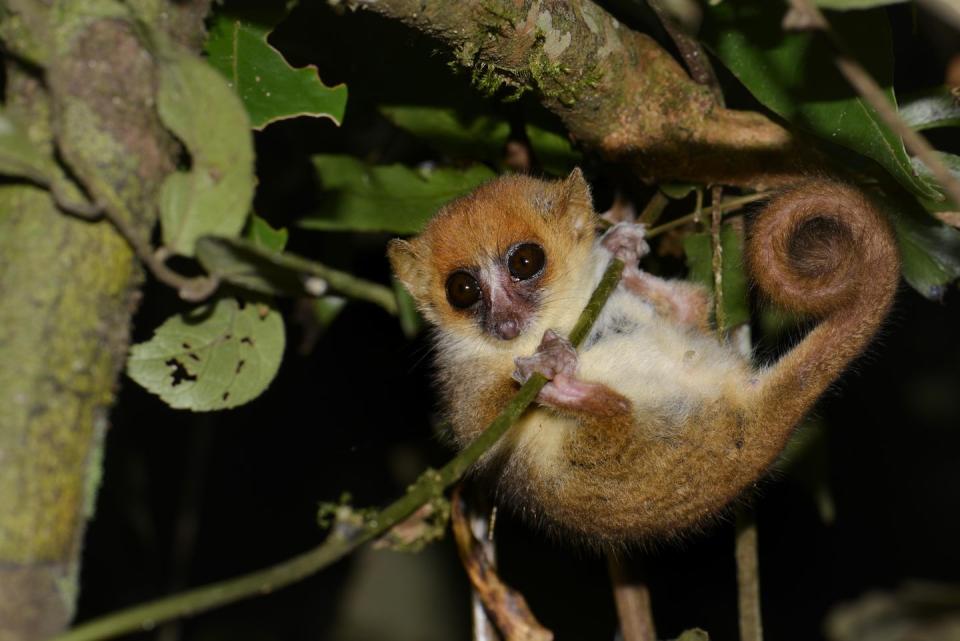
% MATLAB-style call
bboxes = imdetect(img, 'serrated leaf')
[157,48,255,257]
[300,155,496,234]
[891,206,960,300]
[700,4,941,200]
[0,108,57,182]
[684,224,750,329]
[195,235,399,312]
[246,214,288,252]
[206,4,346,129]
[900,87,960,131]
[127,297,284,411]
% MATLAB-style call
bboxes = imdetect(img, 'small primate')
[388,169,899,547]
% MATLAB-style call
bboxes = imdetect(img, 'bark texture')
[0,2,210,639]
[349,0,821,189]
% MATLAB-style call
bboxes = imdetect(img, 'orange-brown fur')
[389,171,899,548]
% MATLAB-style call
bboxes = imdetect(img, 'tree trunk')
[0,2,209,639]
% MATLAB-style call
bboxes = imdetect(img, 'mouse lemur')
[389,169,899,547]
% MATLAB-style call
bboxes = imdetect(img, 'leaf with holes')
[127,297,285,411]
[157,48,255,257]
[699,3,940,200]
[301,155,495,233]
[206,4,346,129]
[0,108,57,183]
[684,224,750,329]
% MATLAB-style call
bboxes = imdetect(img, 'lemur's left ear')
[559,167,596,238]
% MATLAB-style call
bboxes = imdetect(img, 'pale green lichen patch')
[535,10,571,60]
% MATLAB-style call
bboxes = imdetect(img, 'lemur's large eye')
[507,243,546,281]
[445,271,481,309]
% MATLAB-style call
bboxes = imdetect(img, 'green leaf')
[526,122,580,175]
[380,105,510,164]
[195,235,399,313]
[673,630,710,641]
[660,182,697,200]
[157,48,256,257]
[814,0,908,8]
[700,3,941,200]
[380,105,580,174]
[393,279,423,339]
[0,108,57,183]
[311,296,348,333]
[891,205,960,300]
[912,152,960,213]
[206,4,347,130]
[684,224,750,329]
[301,155,496,234]
[246,214,288,252]
[900,87,960,131]
[127,297,285,411]
[779,419,835,524]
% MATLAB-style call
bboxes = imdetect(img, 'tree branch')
[343,0,819,189]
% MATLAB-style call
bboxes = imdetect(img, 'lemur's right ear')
[387,238,430,302]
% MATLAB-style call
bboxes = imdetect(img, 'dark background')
[75,3,960,640]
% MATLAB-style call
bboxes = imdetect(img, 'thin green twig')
[646,192,769,239]
[52,258,626,641]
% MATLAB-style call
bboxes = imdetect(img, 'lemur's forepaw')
[512,329,577,384]
[602,222,650,265]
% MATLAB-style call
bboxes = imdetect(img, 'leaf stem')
[735,507,763,641]
[52,258,626,641]
[646,192,769,239]
[266,250,400,315]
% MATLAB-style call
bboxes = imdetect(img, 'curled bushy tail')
[746,181,900,456]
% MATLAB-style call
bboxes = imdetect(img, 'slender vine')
[52,258,626,641]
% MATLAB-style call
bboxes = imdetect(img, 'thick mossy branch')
[52,258,626,641]
[344,0,818,189]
